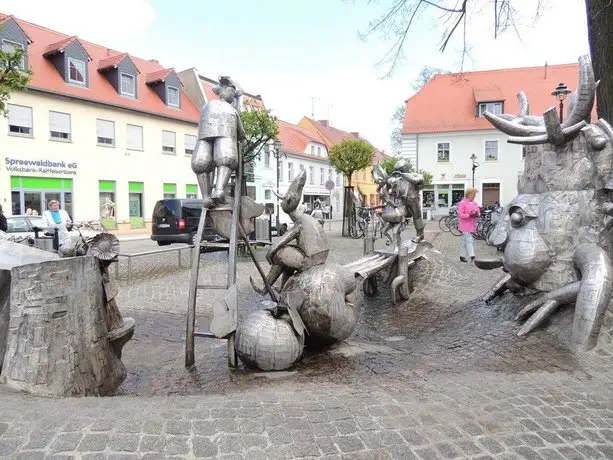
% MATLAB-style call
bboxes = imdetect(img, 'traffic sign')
[325,180,335,191]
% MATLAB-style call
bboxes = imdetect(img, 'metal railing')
[113,245,192,283]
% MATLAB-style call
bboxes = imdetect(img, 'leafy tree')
[329,138,375,187]
[356,1,613,123]
[0,44,31,116]
[240,109,279,165]
[419,168,433,186]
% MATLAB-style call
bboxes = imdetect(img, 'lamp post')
[469,153,479,188]
[271,139,285,234]
[551,82,572,123]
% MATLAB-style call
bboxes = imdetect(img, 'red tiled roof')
[299,118,360,148]
[0,13,200,123]
[146,68,176,84]
[373,151,391,163]
[0,14,33,43]
[43,36,92,60]
[277,120,328,160]
[402,63,597,134]
[97,52,139,73]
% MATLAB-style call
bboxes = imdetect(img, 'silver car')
[6,215,45,238]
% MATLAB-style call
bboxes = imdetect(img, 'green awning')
[99,180,116,191]
[186,184,197,194]
[129,182,144,193]
[11,176,72,190]
[163,183,177,194]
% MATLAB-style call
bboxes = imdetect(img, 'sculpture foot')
[249,276,268,296]
[517,299,560,336]
[202,196,214,208]
[482,273,511,303]
[391,275,408,304]
[515,281,580,320]
[108,317,135,359]
[412,234,425,243]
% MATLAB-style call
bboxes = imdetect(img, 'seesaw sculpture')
[237,163,436,371]
[476,55,613,351]
[0,230,134,396]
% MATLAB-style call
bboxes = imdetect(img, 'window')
[1,40,25,70]
[264,149,270,167]
[437,142,450,162]
[167,86,180,107]
[184,134,197,155]
[522,146,527,160]
[299,164,305,172]
[96,119,115,146]
[128,182,144,228]
[49,111,71,140]
[99,181,116,225]
[317,147,322,156]
[163,183,176,199]
[162,130,176,154]
[309,166,314,184]
[68,58,86,85]
[186,184,198,199]
[278,160,283,181]
[320,168,325,185]
[336,173,340,187]
[127,124,143,150]
[264,190,272,200]
[7,104,33,136]
[310,145,315,155]
[288,162,294,181]
[484,140,498,161]
[478,102,503,117]
[328,168,332,181]
[120,73,136,97]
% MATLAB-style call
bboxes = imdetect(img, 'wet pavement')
[2,223,613,459]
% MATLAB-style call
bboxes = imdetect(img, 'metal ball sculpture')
[235,309,304,371]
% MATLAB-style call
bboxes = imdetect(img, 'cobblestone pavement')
[2,222,613,459]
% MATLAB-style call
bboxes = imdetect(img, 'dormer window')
[68,57,86,85]
[478,101,503,117]
[121,73,135,97]
[1,40,25,70]
[167,86,179,107]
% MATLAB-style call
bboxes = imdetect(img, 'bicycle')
[348,206,384,239]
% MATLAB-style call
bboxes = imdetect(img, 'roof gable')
[0,15,32,43]
[277,120,328,158]
[98,52,140,74]
[43,36,92,61]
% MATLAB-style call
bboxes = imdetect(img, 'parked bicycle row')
[438,203,504,246]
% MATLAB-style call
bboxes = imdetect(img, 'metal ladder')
[185,159,243,369]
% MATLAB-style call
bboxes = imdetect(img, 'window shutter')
[162,130,176,147]
[127,124,143,150]
[97,119,114,139]
[8,105,32,128]
[49,112,70,133]
[184,134,196,150]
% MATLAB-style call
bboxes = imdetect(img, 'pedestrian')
[0,204,7,232]
[42,200,72,231]
[458,188,480,263]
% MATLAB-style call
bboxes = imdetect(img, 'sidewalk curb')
[116,235,151,242]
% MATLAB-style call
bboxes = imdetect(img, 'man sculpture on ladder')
[191,76,246,207]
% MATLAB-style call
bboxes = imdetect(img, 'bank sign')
[5,157,78,176]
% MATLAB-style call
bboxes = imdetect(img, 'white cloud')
[0,0,156,51]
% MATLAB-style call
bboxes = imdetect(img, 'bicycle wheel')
[439,216,450,232]
[473,220,484,240]
[449,218,462,236]
[348,224,360,239]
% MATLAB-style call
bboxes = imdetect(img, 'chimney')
[318,119,329,127]
[544,61,548,79]
[351,132,359,138]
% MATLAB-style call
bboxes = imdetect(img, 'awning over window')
[473,87,504,103]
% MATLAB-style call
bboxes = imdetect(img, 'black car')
[151,199,216,246]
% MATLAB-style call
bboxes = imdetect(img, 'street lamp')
[551,82,572,123]
[469,153,479,188]
[271,139,285,234]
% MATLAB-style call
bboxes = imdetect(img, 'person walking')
[0,204,7,232]
[458,188,480,263]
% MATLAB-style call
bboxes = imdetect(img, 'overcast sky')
[0,0,590,153]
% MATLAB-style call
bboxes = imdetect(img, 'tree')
[586,0,613,123]
[0,44,31,116]
[390,104,405,156]
[329,138,375,187]
[329,138,375,236]
[411,66,448,92]
[240,109,279,165]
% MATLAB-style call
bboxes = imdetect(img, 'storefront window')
[186,184,198,199]
[423,189,435,208]
[163,183,176,199]
[451,184,465,207]
[437,185,449,208]
[128,182,144,228]
[99,180,116,229]
[11,176,73,218]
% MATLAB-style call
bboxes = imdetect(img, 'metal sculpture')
[373,159,425,248]
[192,76,246,208]
[476,55,613,351]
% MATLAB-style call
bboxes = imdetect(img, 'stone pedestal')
[1,256,130,396]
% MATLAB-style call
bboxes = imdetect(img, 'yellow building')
[297,118,388,206]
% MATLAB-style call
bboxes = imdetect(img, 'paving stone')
[14,450,45,460]
[107,434,139,452]
[290,441,321,457]
[23,431,55,449]
[49,432,82,453]
[77,434,108,452]
[192,436,218,458]
[334,435,365,453]
[139,435,165,452]
[477,437,506,454]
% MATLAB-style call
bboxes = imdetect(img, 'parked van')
[151,199,216,246]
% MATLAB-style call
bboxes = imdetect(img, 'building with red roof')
[0,13,202,234]
[401,61,587,212]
